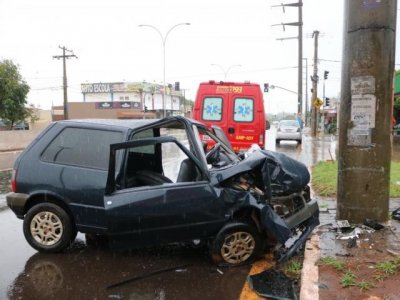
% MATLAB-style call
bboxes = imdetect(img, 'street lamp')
[211,64,242,80]
[269,84,298,94]
[139,22,190,117]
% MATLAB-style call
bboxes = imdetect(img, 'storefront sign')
[82,83,112,93]
[95,102,142,109]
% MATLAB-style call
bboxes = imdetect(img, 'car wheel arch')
[232,207,263,233]
[24,193,76,231]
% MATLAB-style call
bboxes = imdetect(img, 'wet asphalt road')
[0,128,338,300]
[1,207,251,300]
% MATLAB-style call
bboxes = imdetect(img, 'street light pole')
[139,23,190,117]
[211,64,241,80]
[269,84,297,94]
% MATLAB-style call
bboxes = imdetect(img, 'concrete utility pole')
[303,58,309,126]
[272,0,303,115]
[297,0,303,116]
[53,46,77,120]
[310,31,319,137]
[337,0,397,223]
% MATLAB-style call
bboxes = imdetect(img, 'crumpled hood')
[209,149,310,196]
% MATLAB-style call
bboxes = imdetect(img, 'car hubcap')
[221,231,255,264]
[30,211,63,246]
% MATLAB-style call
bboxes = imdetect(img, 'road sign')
[313,98,323,108]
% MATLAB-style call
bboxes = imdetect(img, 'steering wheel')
[206,143,221,164]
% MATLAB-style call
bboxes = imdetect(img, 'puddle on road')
[6,235,250,300]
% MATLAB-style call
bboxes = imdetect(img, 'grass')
[318,256,345,271]
[357,280,374,292]
[376,260,397,275]
[311,161,400,197]
[320,255,400,291]
[340,271,357,288]
[0,170,12,194]
[284,260,302,275]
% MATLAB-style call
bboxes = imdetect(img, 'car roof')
[54,116,209,131]
[56,118,158,129]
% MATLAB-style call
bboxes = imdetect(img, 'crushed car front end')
[209,148,319,263]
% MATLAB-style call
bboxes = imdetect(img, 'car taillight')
[259,134,264,146]
[11,169,17,192]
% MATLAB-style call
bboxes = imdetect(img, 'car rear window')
[280,120,299,127]
[233,98,254,122]
[202,97,222,121]
[41,127,123,170]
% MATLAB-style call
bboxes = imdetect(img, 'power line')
[30,86,63,91]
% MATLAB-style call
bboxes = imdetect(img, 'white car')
[276,120,302,144]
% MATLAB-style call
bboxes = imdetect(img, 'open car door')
[104,136,226,248]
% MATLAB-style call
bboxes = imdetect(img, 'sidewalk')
[301,197,400,300]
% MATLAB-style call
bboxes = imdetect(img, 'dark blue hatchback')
[7,116,318,266]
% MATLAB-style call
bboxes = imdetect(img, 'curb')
[300,233,320,300]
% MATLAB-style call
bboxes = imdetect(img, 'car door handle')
[228,127,235,134]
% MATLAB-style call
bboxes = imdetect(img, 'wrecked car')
[7,116,319,265]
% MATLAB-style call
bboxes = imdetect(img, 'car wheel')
[23,203,76,253]
[210,221,262,266]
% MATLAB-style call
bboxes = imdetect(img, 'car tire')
[210,221,262,266]
[23,203,76,253]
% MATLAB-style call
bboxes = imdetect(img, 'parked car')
[13,121,29,130]
[7,116,318,265]
[276,119,302,144]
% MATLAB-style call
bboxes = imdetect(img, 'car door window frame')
[106,136,205,195]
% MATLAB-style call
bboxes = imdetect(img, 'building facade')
[53,81,184,121]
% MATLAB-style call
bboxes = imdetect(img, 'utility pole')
[272,0,303,115]
[337,0,397,223]
[297,0,303,116]
[303,57,308,126]
[310,31,319,137]
[53,46,77,120]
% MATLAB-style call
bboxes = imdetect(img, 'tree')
[0,59,30,128]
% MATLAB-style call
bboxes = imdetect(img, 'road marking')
[239,254,274,300]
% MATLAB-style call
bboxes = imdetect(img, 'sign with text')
[348,76,376,146]
[95,102,142,109]
[82,83,111,93]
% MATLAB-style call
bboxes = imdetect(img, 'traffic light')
[175,81,180,91]
[324,71,329,80]
[264,83,269,92]
[325,97,330,107]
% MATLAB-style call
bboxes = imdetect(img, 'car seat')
[177,159,201,182]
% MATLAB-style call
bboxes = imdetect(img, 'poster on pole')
[348,76,376,146]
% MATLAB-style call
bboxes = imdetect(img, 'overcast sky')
[0,0,399,114]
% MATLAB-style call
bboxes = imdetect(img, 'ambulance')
[192,81,268,152]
